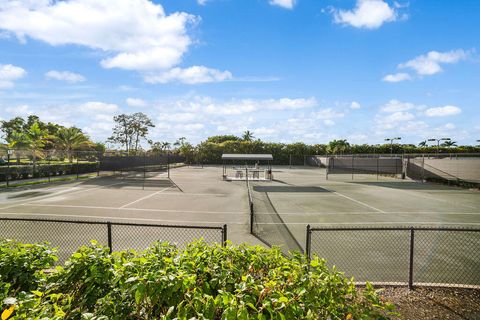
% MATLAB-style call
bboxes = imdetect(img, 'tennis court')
[250,167,480,286]
[1,165,479,285]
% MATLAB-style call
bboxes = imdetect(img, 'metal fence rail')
[306,226,480,289]
[0,217,226,262]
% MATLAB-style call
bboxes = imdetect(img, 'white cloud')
[78,101,118,113]
[157,112,198,123]
[126,98,147,107]
[4,104,32,117]
[333,0,398,29]
[444,123,456,130]
[197,0,208,5]
[45,70,85,83]
[399,49,468,76]
[313,108,344,119]
[0,64,26,88]
[375,111,415,131]
[144,66,232,84]
[381,99,415,113]
[168,96,317,115]
[382,72,411,82]
[350,101,361,109]
[424,105,461,117]
[269,0,295,9]
[0,0,196,71]
[323,119,335,126]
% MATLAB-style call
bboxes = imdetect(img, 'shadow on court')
[253,185,330,193]
[348,181,460,191]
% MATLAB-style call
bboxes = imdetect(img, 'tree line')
[1,114,479,165]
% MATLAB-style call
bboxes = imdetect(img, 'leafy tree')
[108,113,154,153]
[131,112,155,152]
[242,130,254,141]
[326,139,350,155]
[0,117,25,142]
[205,135,240,143]
[54,127,93,162]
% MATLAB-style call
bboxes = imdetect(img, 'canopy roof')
[221,154,273,161]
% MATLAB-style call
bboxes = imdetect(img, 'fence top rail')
[0,217,224,230]
[309,226,480,232]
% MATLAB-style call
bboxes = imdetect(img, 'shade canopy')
[221,154,273,161]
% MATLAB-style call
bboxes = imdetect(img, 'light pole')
[427,138,450,156]
[385,137,401,157]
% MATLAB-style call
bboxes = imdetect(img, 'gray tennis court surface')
[251,167,480,250]
[0,167,261,246]
[2,166,479,247]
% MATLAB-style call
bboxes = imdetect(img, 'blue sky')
[0,0,479,146]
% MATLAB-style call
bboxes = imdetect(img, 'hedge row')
[0,240,396,319]
[0,162,98,181]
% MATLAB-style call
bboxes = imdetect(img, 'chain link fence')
[306,226,480,288]
[0,217,226,262]
[0,149,186,189]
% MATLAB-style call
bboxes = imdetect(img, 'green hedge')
[0,162,98,181]
[0,240,396,319]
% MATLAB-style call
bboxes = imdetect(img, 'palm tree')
[7,131,29,164]
[242,130,254,141]
[326,139,350,155]
[162,142,171,151]
[174,137,186,148]
[441,140,457,148]
[54,127,92,162]
[8,122,48,168]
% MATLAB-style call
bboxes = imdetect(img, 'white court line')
[119,187,172,208]
[254,221,480,226]
[0,212,241,225]
[322,188,386,213]
[255,211,480,215]
[14,203,247,215]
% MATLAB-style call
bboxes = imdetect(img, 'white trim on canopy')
[221,154,273,161]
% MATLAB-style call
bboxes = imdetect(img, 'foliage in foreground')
[0,239,395,319]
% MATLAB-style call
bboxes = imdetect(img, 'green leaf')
[278,296,289,303]
[31,290,43,297]
[135,283,146,304]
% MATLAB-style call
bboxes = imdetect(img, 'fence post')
[76,156,79,180]
[97,151,101,177]
[351,155,354,180]
[222,224,228,246]
[250,203,254,234]
[304,155,306,167]
[107,222,113,254]
[48,152,51,183]
[143,152,146,190]
[6,152,10,188]
[421,154,425,183]
[306,224,311,259]
[408,227,415,290]
[289,154,292,169]
[376,156,379,180]
[167,152,170,179]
